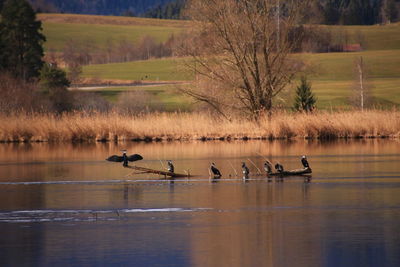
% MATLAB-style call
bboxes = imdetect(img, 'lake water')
[0,140,400,267]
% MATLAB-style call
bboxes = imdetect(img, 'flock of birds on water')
[107,150,311,180]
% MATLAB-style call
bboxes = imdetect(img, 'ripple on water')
[0,207,212,223]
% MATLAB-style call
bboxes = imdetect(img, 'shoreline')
[1,110,399,143]
[0,135,397,143]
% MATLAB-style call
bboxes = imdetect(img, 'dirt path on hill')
[70,81,188,90]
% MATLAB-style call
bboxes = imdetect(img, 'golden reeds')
[0,110,399,142]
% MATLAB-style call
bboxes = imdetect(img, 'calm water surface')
[0,140,400,267]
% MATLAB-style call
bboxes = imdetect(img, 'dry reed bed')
[0,111,399,142]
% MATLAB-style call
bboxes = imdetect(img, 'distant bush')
[72,92,112,113]
[39,63,73,113]
[116,90,166,114]
[59,33,180,66]
[0,73,43,113]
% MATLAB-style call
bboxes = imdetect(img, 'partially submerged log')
[125,165,191,178]
[268,168,312,177]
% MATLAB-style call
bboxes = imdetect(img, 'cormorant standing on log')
[264,161,273,174]
[106,150,143,167]
[210,163,222,177]
[275,162,284,173]
[167,160,175,173]
[301,155,310,168]
[242,162,250,177]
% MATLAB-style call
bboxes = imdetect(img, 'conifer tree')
[39,63,72,112]
[0,0,46,80]
[294,76,316,112]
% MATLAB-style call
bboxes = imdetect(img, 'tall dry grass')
[0,110,399,142]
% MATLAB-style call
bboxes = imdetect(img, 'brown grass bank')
[0,111,399,142]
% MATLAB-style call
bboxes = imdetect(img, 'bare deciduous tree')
[179,0,310,119]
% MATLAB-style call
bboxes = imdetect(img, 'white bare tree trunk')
[357,56,364,111]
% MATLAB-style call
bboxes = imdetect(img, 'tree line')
[3,0,397,24]
[45,25,358,71]
[142,0,185,19]
[314,0,400,25]
[27,0,171,16]
[47,34,180,68]
[137,0,400,24]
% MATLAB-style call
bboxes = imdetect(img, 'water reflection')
[0,139,400,266]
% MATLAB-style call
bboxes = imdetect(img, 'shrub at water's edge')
[0,110,399,142]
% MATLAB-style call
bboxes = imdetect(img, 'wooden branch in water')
[125,165,191,178]
[228,161,238,176]
[267,168,312,177]
[247,158,262,174]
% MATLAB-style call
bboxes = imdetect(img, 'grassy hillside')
[310,78,400,109]
[82,50,400,82]
[300,49,400,108]
[82,49,400,109]
[326,22,400,51]
[82,58,192,81]
[301,50,400,81]
[43,22,183,51]
[88,84,193,111]
[40,14,400,52]
[39,14,399,110]
[39,14,187,51]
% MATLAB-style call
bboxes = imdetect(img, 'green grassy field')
[40,14,400,52]
[40,14,399,110]
[82,50,400,82]
[326,22,400,51]
[40,14,187,51]
[300,50,400,80]
[299,49,400,108]
[86,84,193,111]
[303,78,400,109]
[82,49,400,109]
[43,23,183,51]
[82,58,192,81]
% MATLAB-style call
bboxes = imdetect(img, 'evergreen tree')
[0,0,46,80]
[381,0,399,23]
[39,63,72,112]
[40,63,70,92]
[342,0,374,25]
[294,76,316,112]
[143,0,185,19]
[324,0,341,24]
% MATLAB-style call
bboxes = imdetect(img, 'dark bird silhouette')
[275,162,284,173]
[301,155,310,168]
[167,160,175,173]
[106,150,143,167]
[264,161,273,174]
[210,163,221,177]
[242,162,250,176]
